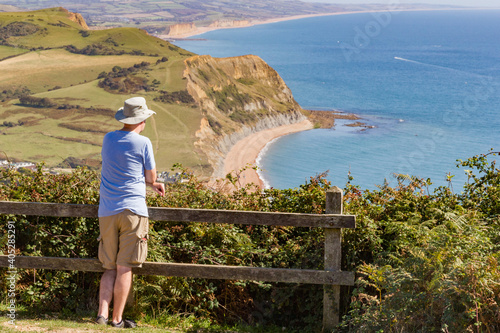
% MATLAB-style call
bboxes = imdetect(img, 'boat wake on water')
[394,56,489,79]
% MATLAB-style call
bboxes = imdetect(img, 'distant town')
[0,160,37,171]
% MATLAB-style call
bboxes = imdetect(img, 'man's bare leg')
[111,265,132,324]
[98,269,117,320]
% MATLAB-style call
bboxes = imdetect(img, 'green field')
[0,8,205,174]
[0,45,28,60]
[0,49,156,93]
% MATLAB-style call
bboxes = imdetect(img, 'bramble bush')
[339,151,500,332]
[0,152,499,332]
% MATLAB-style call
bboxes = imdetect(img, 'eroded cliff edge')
[60,7,89,30]
[184,54,307,179]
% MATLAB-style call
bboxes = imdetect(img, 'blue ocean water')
[175,10,500,190]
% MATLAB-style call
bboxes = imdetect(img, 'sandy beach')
[223,120,313,188]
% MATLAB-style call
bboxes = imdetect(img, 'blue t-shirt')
[98,130,156,217]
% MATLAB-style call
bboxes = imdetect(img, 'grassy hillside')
[0,7,208,173]
[0,49,154,92]
[0,44,28,60]
[0,7,306,178]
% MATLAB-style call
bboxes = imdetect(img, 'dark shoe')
[111,319,137,328]
[111,320,123,328]
[95,315,108,325]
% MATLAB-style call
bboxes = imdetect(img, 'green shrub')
[339,151,500,332]
[154,90,195,104]
[0,152,499,332]
[18,95,56,108]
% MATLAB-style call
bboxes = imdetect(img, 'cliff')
[166,23,196,36]
[60,7,89,30]
[184,54,306,178]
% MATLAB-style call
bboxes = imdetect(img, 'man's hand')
[148,181,165,197]
[145,168,165,196]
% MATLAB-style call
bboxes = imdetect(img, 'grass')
[0,7,205,173]
[150,56,190,92]
[40,81,127,108]
[0,129,102,166]
[0,304,181,332]
[1,81,116,165]
[0,45,29,60]
[0,49,157,93]
[0,53,206,173]
[0,306,289,333]
[0,304,251,333]
[0,315,183,332]
[1,8,85,49]
[86,27,190,56]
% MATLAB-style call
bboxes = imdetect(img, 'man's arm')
[145,168,165,196]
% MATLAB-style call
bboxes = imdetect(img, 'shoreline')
[222,110,366,189]
[159,7,494,40]
[223,119,313,188]
[170,6,496,189]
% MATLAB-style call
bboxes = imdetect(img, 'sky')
[303,0,499,7]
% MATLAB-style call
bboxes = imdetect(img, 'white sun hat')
[115,97,156,124]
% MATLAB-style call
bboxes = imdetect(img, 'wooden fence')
[0,187,355,332]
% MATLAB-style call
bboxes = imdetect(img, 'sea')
[174,9,500,191]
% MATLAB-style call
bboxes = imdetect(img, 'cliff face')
[60,7,89,29]
[166,23,196,36]
[68,12,88,30]
[184,54,306,178]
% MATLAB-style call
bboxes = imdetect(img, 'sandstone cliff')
[60,7,89,30]
[166,23,196,36]
[184,54,306,178]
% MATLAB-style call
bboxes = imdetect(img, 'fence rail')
[0,201,354,229]
[0,187,355,331]
[0,256,354,285]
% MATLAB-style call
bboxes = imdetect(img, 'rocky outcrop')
[60,7,89,29]
[184,54,306,179]
[184,54,300,116]
[166,23,196,36]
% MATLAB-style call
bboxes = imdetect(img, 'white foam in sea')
[256,137,279,189]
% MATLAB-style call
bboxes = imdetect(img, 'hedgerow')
[0,152,498,332]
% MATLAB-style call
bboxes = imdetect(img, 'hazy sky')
[303,0,500,7]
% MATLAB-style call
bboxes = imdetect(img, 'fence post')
[126,273,135,307]
[323,187,343,332]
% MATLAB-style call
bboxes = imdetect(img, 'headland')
[170,6,491,188]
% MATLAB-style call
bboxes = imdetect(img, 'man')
[95,97,165,328]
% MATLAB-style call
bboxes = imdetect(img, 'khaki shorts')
[98,210,149,270]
